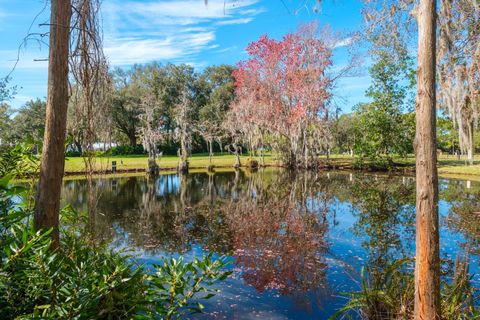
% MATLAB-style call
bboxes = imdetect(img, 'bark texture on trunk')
[414,0,441,318]
[178,136,189,174]
[129,132,137,147]
[34,0,72,248]
[467,123,474,165]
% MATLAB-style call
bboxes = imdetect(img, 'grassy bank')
[62,153,480,178]
[64,153,277,173]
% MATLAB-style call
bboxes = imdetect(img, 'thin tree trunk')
[181,136,188,162]
[233,143,241,168]
[414,0,441,318]
[178,134,189,174]
[208,140,213,164]
[467,123,474,165]
[34,0,72,248]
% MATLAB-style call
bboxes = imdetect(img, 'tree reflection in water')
[442,179,480,256]
[349,175,416,270]
[61,170,480,316]
[230,200,328,293]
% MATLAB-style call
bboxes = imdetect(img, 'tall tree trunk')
[414,0,441,318]
[178,133,189,174]
[467,123,474,165]
[129,131,137,147]
[34,0,72,248]
[180,135,188,162]
[208,139,213,164]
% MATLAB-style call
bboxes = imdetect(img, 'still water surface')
[62,169,480,319]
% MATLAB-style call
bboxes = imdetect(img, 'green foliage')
[0,77,16,103]
[0,99,46,151]
[65,149,82,157]
[198,64,235,124]
[0,103,12,146]
[441,254,477,319]
[0,144,231,319]
[108,144,146,156]
[8,99,46,145]
[332,257,479,320]
[0,146,147,319]
[353,49,415,167]
[332,113,357,155]
[331,259,415,320]
[0,143,39,177]
[143,254,232,319]
[437,116,460,154]
[107,63,235,154]
[0,211,147,319]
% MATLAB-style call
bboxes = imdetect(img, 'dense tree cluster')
[105,63,235,163]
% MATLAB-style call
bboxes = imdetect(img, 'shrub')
[0,145,231,319]
[0,173,147,319]
[65,149,82,157]
[109,145,146,156]
[331,258,479,320]
[142,255,231,319]
[0,143,38,177]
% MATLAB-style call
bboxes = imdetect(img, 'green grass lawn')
[64,153,277,173]
[63,152,480,178]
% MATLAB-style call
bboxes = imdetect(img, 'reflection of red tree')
[226,198,328,295]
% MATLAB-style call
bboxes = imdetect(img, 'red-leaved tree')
[229,24,334,167]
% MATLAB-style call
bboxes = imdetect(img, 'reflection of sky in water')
[155,174,180,196]
[62,171,480,319]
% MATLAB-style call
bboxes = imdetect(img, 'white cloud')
[215,17,253,26]
[1,1,263,75]
[105,31,216,65]
[12,94,35,106]
[102,0,261,66]
[104,0,258,26]
[214,45,238,53]
[332,37,354,49]
[0,49,48,70]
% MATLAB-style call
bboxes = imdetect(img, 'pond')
[62,169,480,319]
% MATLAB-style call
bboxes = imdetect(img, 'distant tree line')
[1,55,478,167]
[0,64,235,156]
[0,11,477,170]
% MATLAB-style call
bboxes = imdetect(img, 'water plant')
[331,258,478,320]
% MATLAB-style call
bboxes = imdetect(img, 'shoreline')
[60,163,480,183]
[62,161,415,176]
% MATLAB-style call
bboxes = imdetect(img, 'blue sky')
[0,0,370,112]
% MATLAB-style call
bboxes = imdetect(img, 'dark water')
[62,170,480,319]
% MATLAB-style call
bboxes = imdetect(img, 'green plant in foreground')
[331,258,479,320]
[0,145,231,319]
[331,259,415,320]
[142,254,232,320]
[0,173,146,319]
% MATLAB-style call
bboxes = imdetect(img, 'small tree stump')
[147,159,159,176]
[178,160,189,174]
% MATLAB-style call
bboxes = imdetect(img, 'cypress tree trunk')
[414,0,441,318]
[178,135,189,174]
[129,132,137,147]
[208,140,213,164]
[467,123,474,165]
[34,0,72,248]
